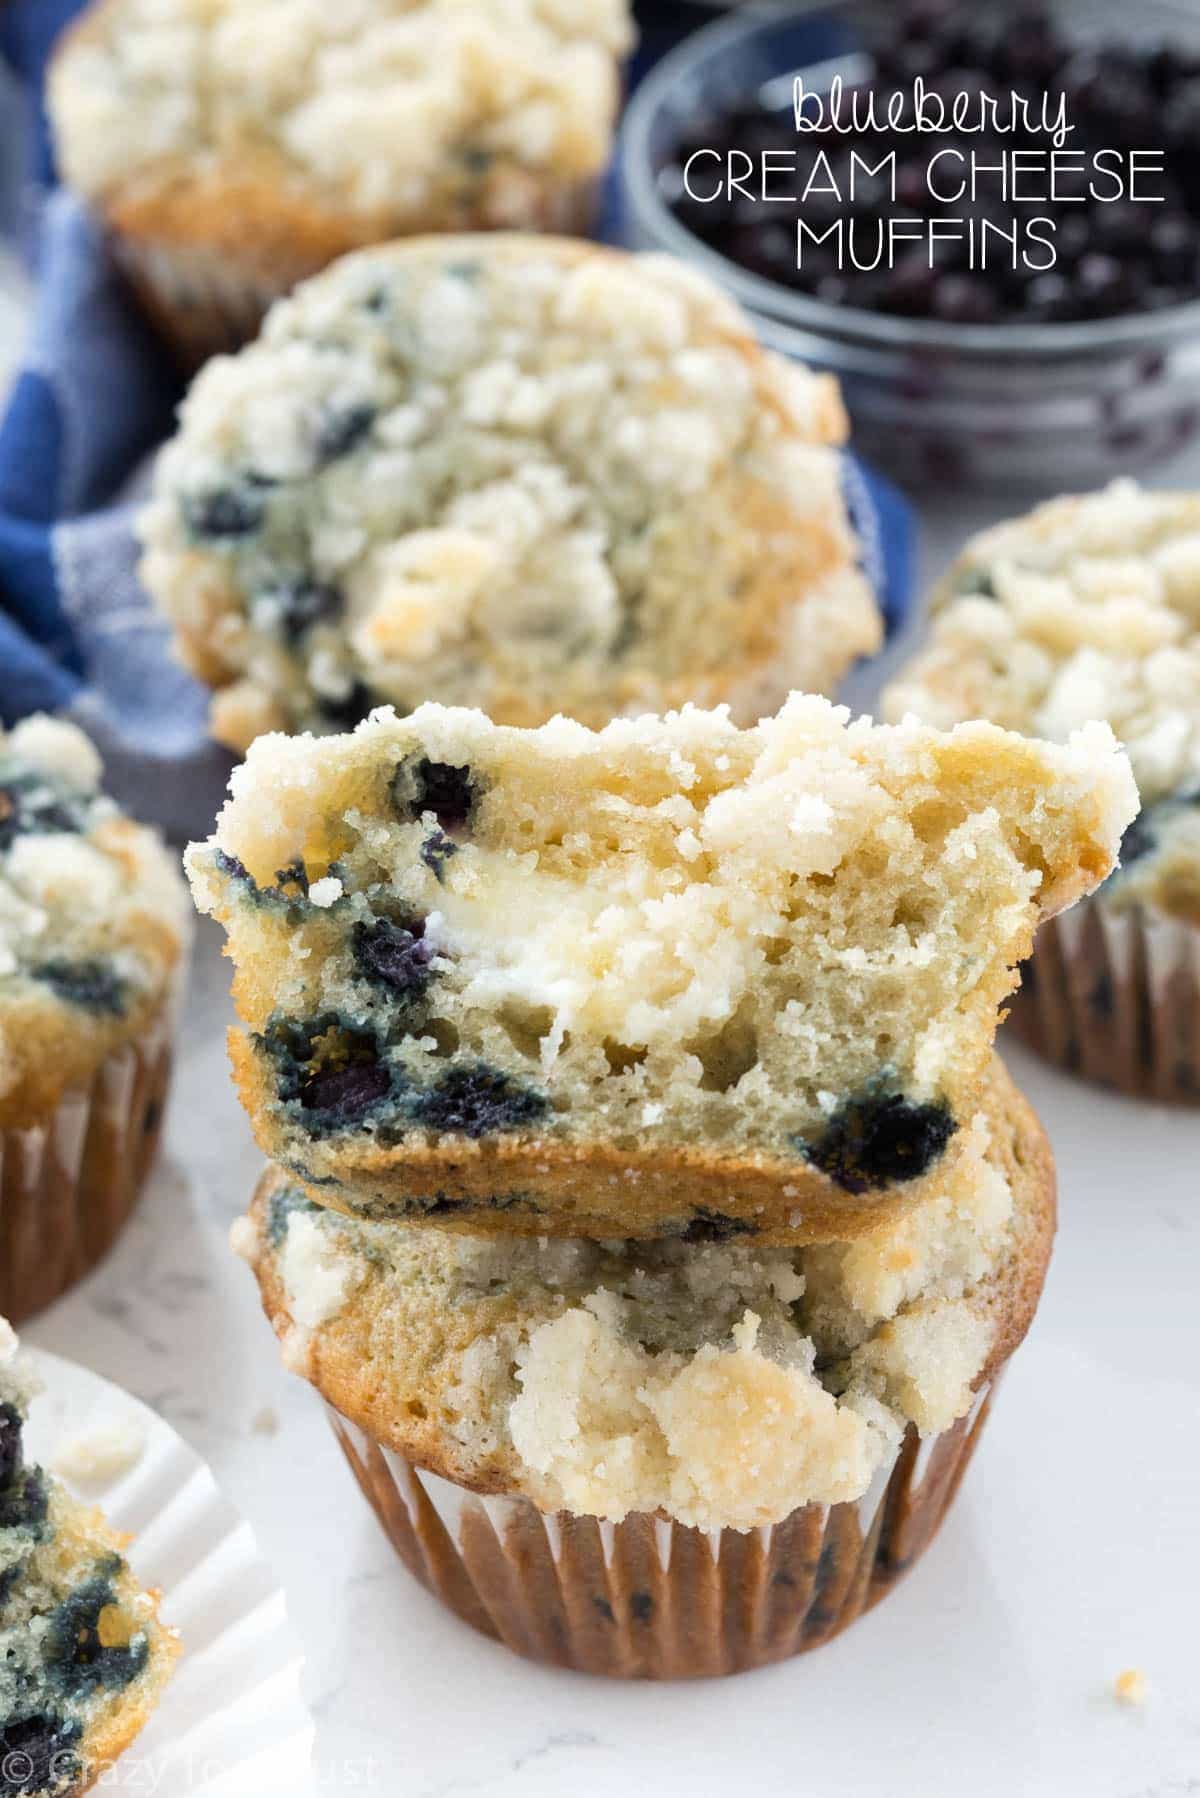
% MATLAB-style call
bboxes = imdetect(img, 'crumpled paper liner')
[27,1348,315,1796]
[0,1000,177,1324]
[107,178,603,368]
[1008,896,1200,1104]
[325,1382,996,1679]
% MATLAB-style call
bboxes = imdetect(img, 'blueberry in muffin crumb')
[191,696,1132,1240]
[799,1087,957,1195]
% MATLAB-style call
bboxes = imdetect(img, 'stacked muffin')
[193,695,1135,1675]
[886,481,1200,1100]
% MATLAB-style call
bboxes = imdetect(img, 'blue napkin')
[0,0,913,842]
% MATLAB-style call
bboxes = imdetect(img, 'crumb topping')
[50,0,633,212]
[140,239,872,749]
[253,1097,1026,1529]
[885,482,1200,921]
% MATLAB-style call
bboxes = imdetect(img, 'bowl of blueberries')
[620,0,1200,489]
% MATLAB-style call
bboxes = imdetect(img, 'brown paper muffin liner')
[0,996,179,1325]
[325,1380,997,1679]
[107,177,603,368]
[1007,895,1200,1104]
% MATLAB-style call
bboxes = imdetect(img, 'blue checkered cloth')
[0,0,913,841]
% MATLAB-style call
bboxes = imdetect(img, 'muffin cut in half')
[48,0,634,358]
[138,235,879,749]
[0,1322,177,1796]
[236,1056,1055,1531]
[189,696,1134,1240]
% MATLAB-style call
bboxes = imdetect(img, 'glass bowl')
[618,0,1200,492]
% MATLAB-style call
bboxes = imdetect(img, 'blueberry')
[1163,76,1200,152]
[300,1057,392,1124]
[0,778,89,852]
[1023,271,1076,323]
[629,1591,655,1623]
[268,578,344,646]
[1075,254,1136,319]
[419,830,458,882]
[681,1210,755,1244]
[996,9,1063,85]
[182,485,265,540]
[0,1716,81,1798]
[264,1015,394,1131]
[314,405,375,464]
[0,1402,23,1489]
[214,849,251,885]
[32,961,126,1017]
[274,861,310,900]
[392,757,479,833]
[931,275,999,326]
[0,1466,47,1533]
[46,1568,148,1699]
[409,1064,547,1138]
[1115,789,1200,870]
[1150,214,1197,287]
[318,681,376,731]
[876,253,939,320]
[798,1089,956,1193]
[353,918,433,998]
[1118,808,1156,867]
[1051,215,1091,268]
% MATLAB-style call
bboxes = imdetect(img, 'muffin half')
[235,1056,1055,1674]
[187,696,1133,1239]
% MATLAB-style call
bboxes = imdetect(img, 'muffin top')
[884,482,1200,922]
[188,695,1131,1240]
[237,1058,1054,1531]
[0,717,190,1127]
[138,236,879,751]
[0,1319,178,1795]
[49,0,632,218]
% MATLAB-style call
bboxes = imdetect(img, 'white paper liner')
[25,1351,317,1798]
[1009,893,1200,1102]
[325,1379,996,1679]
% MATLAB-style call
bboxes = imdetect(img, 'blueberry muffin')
[235,1056,1055,1673]
[0,717,191,1321]
[138,236,879,751]
[48,0,634,361]
[0,1320,178,1794]
[885,481,1200,1098]
[187,696,1134,1240]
